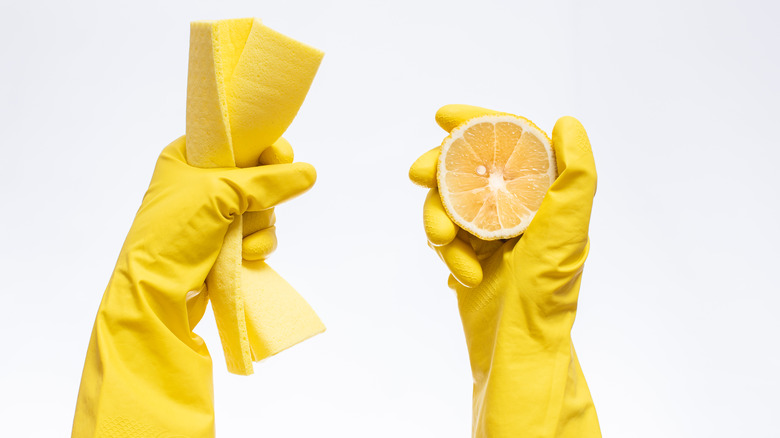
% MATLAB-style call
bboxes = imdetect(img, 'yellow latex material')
[186,18,325,375]
[73,19,323,436]
[409,146,440,188]
[72,138,316,437]
[411,104,602,437]
[424,189,458,246]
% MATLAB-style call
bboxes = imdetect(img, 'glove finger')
[156,135,189,166]
[258,137,295,165]
[219,162,317,212]
[243,226,278,260]
[435,104,508,133]
[424,188,458,246]
[518,116,596,260]
[409,147,440,188]
[434,235,483,288]
[241,137,289,248]
[243,209,276,237]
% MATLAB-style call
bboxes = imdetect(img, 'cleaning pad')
[185,18,324,375]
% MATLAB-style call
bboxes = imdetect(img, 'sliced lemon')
[437,114,556,240]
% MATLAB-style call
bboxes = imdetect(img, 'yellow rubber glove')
[410,104,602,437]
[72,137,316,437]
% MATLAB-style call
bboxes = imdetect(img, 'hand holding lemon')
[409,104,602,437]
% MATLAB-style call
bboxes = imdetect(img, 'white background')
[1,0,779,436]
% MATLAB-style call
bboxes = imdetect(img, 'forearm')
[470,343,599,438]
[72,255,214,437]
[461,299,600,438]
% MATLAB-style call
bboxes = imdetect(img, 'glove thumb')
[518,116,595,261]
[217,162,317,214]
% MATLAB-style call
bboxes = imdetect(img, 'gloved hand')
[72,136,316,437]
[410,104,601,438]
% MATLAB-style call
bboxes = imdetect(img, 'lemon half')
[437,114,557,240]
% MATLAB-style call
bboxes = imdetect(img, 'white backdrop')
[1,0,779,436]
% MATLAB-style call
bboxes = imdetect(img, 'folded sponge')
[185,18,325,375]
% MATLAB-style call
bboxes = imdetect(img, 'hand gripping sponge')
[185,18,324,375]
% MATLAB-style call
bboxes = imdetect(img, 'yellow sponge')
[185,18,324,375]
